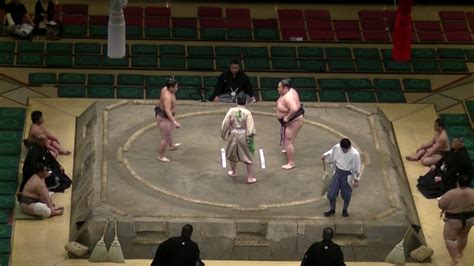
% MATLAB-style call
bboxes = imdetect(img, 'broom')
[89,219,110,262]
[385,238,405,265]
[321,160,331,196]
[107,218,125,263]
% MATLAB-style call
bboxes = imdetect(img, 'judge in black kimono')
[417,137,472,199]
[21,134,71,193]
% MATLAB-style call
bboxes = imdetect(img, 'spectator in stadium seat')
[301,227,345,266]
[210,60,255,103]
[151,224,205,266]
[5,0,35,38]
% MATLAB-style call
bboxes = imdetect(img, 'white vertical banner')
[220,148,227,168]
[259,148,266,169]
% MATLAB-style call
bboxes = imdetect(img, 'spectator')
[406,118,449,166]
[26,110,71,158]
[438,174,474,266]
[210,60,255,103]
[18,163,64,218]
[5,0,35,38]
[417,137,472,199]
[151,224,205,266]
[21,135,71,193]
[301,227,345,266]
[34,0,60,38]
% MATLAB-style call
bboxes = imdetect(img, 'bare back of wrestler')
[276,79,304,170]
[155,79,181,163]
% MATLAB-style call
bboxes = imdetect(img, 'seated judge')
[210,60,255,103]
[417,136,472,199]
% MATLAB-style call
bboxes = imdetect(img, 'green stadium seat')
[272,58,299,70]
[159,45,186,56]
[227,29,252,40]
[126,26,143,38]
[216,58,241,70]
[373,79,402,90]
[175,87,202,100]
[117,86,144,99]
[260,89,280,101]
[62,25,88,37]
[319,90,347,102]
[298,90,318,102]
[17,42,44,53]
[200,28,227,40]
[0,195,14,209]
[0,54,14,65]
[144,28,170,39]
[328,59,355,71]
[57,85,87,98]
[58,73,86,84]
[172,28,198,39]
[159,57,186,69]
[74,43,101,54]
[376,91,406,103]
[356,59,384,72]
[0,41,15,53]
[0,156,19,169]
[0,182,16,195]
[89,25,108,38]
[203,76,219,88]
[0,131,22,143]
[411,60,440,72]
[318,79,345,90]
[299,60,326,72]
[187,46,214,57]
[46,43,73,54]
[411,48,437,59]
[16,54,44,66]
[270,47,297,57]
[74,55,102,67]
[87,86,115,98]
[0,143,21,155]
[88,74,115,85]
[446,125,474,138]
[117,74,145,86]
[348,91,377,103]
[242,47,268,58]
[325,48,352,58]
[131,56,158,68]
[146,86,160,99]
[131,44,158,55]
[187,58,214,70]
[297,47,324,58]
[0,224,12,239]
[29,73,57,85]
[0,239,11,253]
[383,60,411,72]
[254,29,280,40]
[290,77,316,89]
[345,79,372,90]
[464,49,474,60]
[215,46,242,57]
[440,61,468,72]
[0,108,25,130]
[260,77,281,89]
[244,58,271,70]
[0,168,17,182]
[403,79,431,92]
[45,55,73,67]
[175,76,202,87]
[102,57,129,68]
[439,114,470,125]
[353,48,380,59]
[437,48,465,59]
[145,76,170,86]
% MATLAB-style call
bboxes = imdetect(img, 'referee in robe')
[321,138,361,217]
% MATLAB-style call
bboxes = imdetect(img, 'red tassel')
[392,0,413,61]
